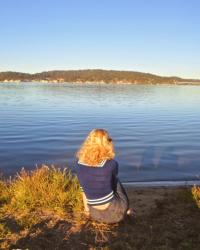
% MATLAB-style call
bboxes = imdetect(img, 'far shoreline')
[1,80,200,86]
[1,69,200,85]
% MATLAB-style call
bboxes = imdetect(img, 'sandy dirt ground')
[126,186,184,216]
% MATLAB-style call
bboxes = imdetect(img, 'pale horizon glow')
[1,0,200,79]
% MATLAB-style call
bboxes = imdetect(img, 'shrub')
[192,185,200,208]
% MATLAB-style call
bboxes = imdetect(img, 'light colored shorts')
[88,181,129,224]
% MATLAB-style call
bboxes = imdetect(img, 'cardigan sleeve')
[112,160,119,192]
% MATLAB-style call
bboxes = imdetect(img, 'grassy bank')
[0,166,200,249]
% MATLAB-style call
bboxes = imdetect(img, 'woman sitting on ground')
[75,128,133,224]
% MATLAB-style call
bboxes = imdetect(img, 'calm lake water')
[0,82,200,182]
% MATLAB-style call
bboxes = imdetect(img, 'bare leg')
[117,180,135,217]
[115,180,129,212]
[117,180,129,206]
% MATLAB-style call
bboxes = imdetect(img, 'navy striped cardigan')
[75,159,118,206]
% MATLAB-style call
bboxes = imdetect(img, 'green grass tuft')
[0,180,10,206]
[0,165,83,228]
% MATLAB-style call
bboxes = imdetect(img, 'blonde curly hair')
[76,129,115,166]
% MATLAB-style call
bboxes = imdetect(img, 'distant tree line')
[0,69,199,84]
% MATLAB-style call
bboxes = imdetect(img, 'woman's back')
[76,159,118,206]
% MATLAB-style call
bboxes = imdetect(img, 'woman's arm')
[112,160,119,192]
[82,192,90,215]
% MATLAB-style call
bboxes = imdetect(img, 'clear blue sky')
[1,0,200,78]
